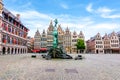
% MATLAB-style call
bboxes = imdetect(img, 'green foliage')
[75,38,85,50]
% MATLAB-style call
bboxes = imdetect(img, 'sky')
[3,0,120,40]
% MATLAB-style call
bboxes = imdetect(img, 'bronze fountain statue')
[42,19,73,60]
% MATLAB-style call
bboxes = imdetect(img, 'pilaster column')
[16,48,18,54]
[26,48,28,53]
[19,48,22,54]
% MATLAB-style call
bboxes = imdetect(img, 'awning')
[32,49,40,52]
[40,48,47,51]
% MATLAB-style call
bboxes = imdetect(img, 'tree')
[75,38,85,53]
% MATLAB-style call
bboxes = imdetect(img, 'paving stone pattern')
[0,54,120,80]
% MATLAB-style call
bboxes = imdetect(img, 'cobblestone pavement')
[0,53,120,80]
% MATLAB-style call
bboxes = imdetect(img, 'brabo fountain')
[42,19,73,60]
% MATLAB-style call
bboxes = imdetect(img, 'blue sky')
[3,0,120,40]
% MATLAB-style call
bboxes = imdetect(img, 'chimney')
[16,14,20,20]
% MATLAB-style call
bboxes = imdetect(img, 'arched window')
[7,35,10,44]
[18,39,20,45]
[15,29,17,35]
[16,38,18,45]
[2,23,7,30]
[12,27,14,34]
[10,37,12,44]
[2,34,7,43]
[12,37,14,44]
[8,25,11,32]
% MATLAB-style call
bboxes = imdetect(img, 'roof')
[57,24,62,31]
[34,29,41,37]
[66,27,69,31]
[73,31,77,35]
[102,33,109,40]
[40,48,47,51]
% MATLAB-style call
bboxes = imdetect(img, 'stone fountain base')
[42,48,73,60]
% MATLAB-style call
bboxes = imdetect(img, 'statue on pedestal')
[42,19,73,60]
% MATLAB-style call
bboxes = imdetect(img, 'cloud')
[11,10,53,36]
[12,10,52,20]
[96,7,120,19]
[101,13,120,18]
[21,2,32,8]
[96,7,114,13]
[91,23,119,29]
[60,3,69,9]
[86,3,120,19]
[11,9,94,39]
[11,8,119,40]
[98,8,120,19]
[86,3,93,13]
[84,22,120,40]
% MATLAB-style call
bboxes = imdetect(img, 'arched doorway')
[18,49,19,54]
[11,48,14,54]
[2,47,6,55]
[96,50,98,54]
[15,48,17,54]
[7,47,10,54]
[21,49,22,54]
[24,49,26,53]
